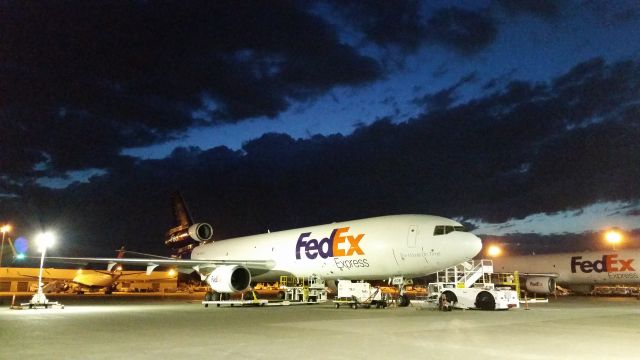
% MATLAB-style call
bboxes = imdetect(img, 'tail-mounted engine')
[165,222,213,249]
[206,265,251,293]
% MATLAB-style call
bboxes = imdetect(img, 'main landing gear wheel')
[398,294,410,307]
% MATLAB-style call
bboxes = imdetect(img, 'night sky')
[1,1,639,258]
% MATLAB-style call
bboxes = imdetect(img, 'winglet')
[146,264,159,275]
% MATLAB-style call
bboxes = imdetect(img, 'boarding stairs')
[436,260,494,288]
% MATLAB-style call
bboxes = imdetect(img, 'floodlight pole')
[37,246,46,296]
[30,241,51,306]
[0,230,5,268]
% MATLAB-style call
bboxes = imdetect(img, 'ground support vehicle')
[427,282,518,310]
[202,275,328,307]
[333,280,388,309]
[427,260,519,311]
[202,290,268,307]
[278,275,327,303]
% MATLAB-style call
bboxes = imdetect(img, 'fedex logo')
[570,254,635,273]
[295,227,364,260]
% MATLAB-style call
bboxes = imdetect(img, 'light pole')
[0,224,10,268]
[31,231,55,306]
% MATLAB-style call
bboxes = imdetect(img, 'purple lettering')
[295,233,311,260]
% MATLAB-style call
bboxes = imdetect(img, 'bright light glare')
[168,269,177,277]
[487,245,502,257]
[1,224,11,233]
[605,230,622,244]
[35,231,55,252]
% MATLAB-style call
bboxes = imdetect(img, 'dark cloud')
[582,0,640,26]
[625,209,640,217]
[415,72,477,112]
[2,57,639,257]
[497,0,561,19]
[481,229,640,255]
[425,7,498,55]
[326,2,498,55]
[0,1,381,176]
[330,0,427,52]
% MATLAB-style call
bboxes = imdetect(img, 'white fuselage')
[191,215,482,281]
[492,249,640,286]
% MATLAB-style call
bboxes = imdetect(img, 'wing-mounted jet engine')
[524,276,556,294]
[206,265,252,293]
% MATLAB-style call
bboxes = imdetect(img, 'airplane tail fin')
[165,191,213,258]
[107,246,126,272]
[172,191,194,228]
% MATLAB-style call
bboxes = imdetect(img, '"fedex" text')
[295,227,364,260]
[570,254,635,273]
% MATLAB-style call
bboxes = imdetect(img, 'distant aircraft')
[27,247,146,294]
[48,193,483,305]
[492,249,640,294]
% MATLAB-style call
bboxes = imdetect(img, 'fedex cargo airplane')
[492,250,640,294]
[49,193,482,304]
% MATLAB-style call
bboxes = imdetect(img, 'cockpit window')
[433,225,467,235]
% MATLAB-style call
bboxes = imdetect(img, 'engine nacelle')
[188,223,213,242]
[525,277,556,294]
[165,222,213,249]
[207,265,251,293]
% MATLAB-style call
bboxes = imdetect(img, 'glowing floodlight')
[487,244,502,257]
[35,231,55,252]
[604,229,623,250]
[604,230,622,245]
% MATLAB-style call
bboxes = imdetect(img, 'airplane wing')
[517,272,560,277]
[45,256,276,276]
[17,272,69,281]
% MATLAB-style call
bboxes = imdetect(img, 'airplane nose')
[466,233,483,258]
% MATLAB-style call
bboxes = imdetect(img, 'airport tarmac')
[1,295,639,360]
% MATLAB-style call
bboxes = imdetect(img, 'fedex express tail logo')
[295,227,369,271]
[571,254,635,274]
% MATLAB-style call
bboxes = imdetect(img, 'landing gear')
[398,294,410,307]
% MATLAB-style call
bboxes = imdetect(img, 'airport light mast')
[31,231,55,306]
[0,224,10,268]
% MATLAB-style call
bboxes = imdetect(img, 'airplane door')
[407,225,418,247]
